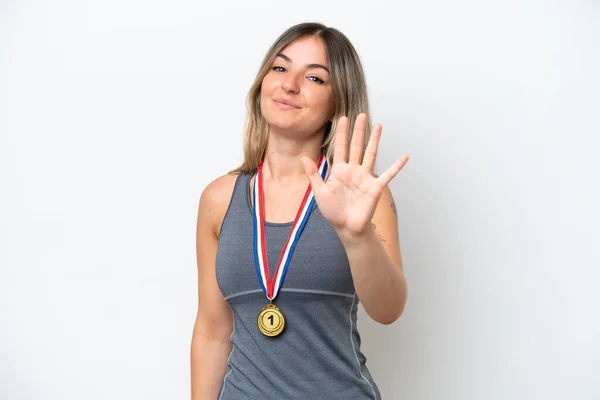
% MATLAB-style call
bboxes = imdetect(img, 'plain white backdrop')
[1,0,599,399]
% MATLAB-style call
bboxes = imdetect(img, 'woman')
[191,22,409,400]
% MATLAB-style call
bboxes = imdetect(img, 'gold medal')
[257,303,285,337]
[252,156,328,338]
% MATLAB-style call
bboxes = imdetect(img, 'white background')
[1,0,599,399]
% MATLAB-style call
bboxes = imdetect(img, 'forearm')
[338,228,407,324]
[190,333,232,400]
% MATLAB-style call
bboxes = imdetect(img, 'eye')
[308,76,325,84]
[272,66,286,73]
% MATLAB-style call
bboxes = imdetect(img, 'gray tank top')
[215,173,381,400]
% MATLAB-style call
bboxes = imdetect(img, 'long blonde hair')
[230,22,371,174]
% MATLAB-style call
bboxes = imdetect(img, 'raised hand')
[300,113,409,240]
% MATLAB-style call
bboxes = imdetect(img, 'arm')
[336,186,407,325]
[190,176,235,400]
[300,114,409,326]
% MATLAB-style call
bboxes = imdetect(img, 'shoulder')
[371,182,402,269]
[372,184,397,227]
[371,173,396,214]
[200,173,240,205]
[376,185,396,211]
[198,172,242,237]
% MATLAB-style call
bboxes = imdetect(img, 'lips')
[273,98,301,109]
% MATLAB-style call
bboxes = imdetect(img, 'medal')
[257,303,285,336]
[252,155,328,337]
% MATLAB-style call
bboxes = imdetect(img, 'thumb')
[300,156,326,195]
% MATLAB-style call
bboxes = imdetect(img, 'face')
[260,36,334,138]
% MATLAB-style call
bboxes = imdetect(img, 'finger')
[332,116,349,164]
[373,155,409,190]
[348,113,367,165]
[300,156,327,195]
[362,123,382,174]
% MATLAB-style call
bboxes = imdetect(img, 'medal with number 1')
[252,155,328,337]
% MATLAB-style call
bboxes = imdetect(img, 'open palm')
[301,113,409,239]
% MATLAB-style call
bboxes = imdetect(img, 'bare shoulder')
[199,173,240,237]
[201,173,239,206]
[371,184,403,270]
[376,185,397,216]
[371,172,397,216]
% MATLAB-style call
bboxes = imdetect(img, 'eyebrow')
[275,53,330,73]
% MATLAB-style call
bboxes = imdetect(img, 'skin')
[191,35,408,400]
[300,114,409,324]
[260,36,335,146]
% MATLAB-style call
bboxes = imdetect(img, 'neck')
[261,130,324,185]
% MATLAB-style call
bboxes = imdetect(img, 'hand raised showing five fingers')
[300,113,409,239]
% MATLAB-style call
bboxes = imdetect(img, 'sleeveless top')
[215,173,381,400]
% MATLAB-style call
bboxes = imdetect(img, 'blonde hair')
[230,22,371,174]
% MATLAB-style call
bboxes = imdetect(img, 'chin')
[268,117,299,131]
[262,109,301,132]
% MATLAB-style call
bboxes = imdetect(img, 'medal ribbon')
[253,155,328,301]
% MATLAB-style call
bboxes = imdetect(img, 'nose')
[281,74,300,94]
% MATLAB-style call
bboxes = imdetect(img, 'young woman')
[191,22,409,400]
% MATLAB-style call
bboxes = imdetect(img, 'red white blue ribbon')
[253,155,328,301]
